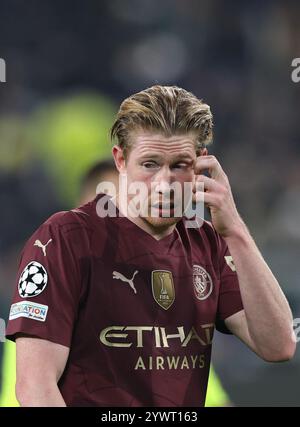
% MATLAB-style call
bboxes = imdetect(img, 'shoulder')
[37,195,112,255]
[182,217,218,242]
[43,195,107,235]
[180,217,226,257]
[22,203,92,257]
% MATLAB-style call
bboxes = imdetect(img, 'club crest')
[193,265,213,301]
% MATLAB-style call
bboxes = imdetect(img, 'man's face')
[114,130,200,229]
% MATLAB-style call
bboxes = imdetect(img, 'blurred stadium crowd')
[0,0,300,405]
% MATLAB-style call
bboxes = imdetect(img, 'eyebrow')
[138,153,194,162]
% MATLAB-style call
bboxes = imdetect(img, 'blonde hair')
[111,85,213,157]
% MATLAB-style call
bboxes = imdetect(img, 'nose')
[155,180,172,195]
[153,166,173,194]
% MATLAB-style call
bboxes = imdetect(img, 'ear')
[200,147,208,156]
[112,145,126,173]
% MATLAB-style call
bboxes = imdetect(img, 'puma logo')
[34,239,52,256]
[112,270,139,294]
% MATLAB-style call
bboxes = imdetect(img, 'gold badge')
[152,270,175,310]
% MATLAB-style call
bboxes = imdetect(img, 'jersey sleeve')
[215,235,244,334]
[6,213,83,348]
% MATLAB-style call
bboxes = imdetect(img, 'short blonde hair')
[111,85,213,157]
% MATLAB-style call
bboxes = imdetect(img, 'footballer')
[6,85,295,406]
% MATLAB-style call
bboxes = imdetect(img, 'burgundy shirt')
[6,194,243,407]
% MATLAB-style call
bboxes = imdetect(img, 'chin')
[145,216,180,229]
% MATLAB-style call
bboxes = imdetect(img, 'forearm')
[194,155,295,360]
[225,222,295,360]
[15,336,69,407]
[16,382,66,407]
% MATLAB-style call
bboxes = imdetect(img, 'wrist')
[223,220,250,244]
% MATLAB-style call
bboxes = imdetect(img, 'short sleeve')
[215,235,244,334]
[6,213,82,348]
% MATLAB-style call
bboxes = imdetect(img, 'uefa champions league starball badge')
[18,261,48,298]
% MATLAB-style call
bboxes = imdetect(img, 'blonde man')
[6,85,295,406]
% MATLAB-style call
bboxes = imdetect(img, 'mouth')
[152,202,175,210]
[150,202,178,218]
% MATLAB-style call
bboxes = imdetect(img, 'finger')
[194,155,224,180]
[193,174,224,193]
[194,190,218,206]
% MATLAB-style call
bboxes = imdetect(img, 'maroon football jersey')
[6,194,243,407]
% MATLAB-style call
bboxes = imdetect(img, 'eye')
[142,161,159,169]
[172,163,187,169]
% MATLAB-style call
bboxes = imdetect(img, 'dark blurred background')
[0,0,299,406]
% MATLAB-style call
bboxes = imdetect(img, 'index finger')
[194,155,223,180]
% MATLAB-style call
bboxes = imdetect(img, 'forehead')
[128,131,197,159]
